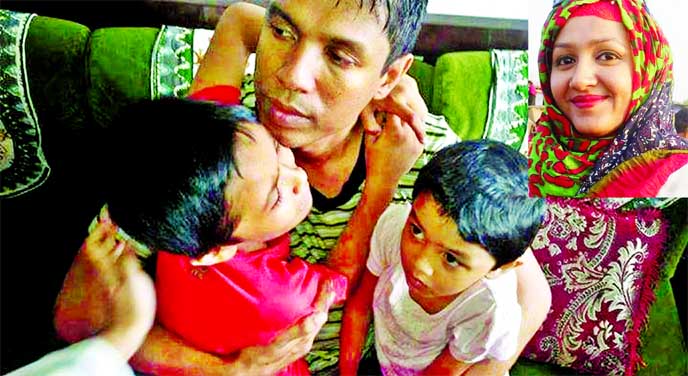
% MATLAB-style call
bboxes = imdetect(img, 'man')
[55,1,551,374]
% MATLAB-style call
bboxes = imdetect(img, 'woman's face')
[550,16,634,138]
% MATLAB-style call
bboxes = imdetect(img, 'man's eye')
[410,223,425,240]
[270,23,295,40]
[327,49,355,68]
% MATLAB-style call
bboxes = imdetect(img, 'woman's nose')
[570,58,597,90]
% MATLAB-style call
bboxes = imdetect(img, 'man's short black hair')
[340,0,428,70]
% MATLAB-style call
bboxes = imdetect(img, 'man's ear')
[485,259,523,279]
[373,53,415,100]
[190,245,238,266]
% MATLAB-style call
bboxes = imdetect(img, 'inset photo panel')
[528,0,688,198]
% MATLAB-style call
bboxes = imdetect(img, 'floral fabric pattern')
[523,198,667,375]
[0,10,50,198]
[528,0,687,197]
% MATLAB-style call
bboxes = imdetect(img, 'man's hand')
[233,280,336,374]
[100,241,156,360]
[361,74,428,144]
[54,215,125,343]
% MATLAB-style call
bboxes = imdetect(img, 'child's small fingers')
[313,280,336,312]
[112,241,126,259]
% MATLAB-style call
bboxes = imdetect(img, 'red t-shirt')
[155,86,347,375]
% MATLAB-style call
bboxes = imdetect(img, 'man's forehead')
[273,0,388,30]
[269,0,391,61]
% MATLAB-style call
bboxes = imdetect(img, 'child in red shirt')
[94,87,346,375]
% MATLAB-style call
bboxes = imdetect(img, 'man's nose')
[277,44,318,94]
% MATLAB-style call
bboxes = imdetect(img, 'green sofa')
[0,8,685,375]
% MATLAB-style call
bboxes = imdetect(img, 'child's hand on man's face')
[362,107,424,196]
[361,74,427,143]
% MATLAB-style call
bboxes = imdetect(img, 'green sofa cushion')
[26,15,91,136]
[484,49,529,151]
[431,51,492,141]
[637,279,688,375]
[407,58,434,108]
[87,27,159,129]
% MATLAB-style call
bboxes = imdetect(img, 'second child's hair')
[412,140,545,268]
[104,97,257,258]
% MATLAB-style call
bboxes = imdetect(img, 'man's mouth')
[266,98,310,128]
[271,98,308,117]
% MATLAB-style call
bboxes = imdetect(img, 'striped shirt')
[291,115,458,373]
[239,76,459,372]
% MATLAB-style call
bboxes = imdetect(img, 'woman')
[529,0,688,197]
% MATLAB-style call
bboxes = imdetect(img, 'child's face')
[225,122,312,243]
[400,192,497,307]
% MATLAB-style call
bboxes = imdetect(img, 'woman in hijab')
[529,0,688,197]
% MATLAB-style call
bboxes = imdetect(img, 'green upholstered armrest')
[407,58,434,109]
[409,51,528,151]
[87,27,160,129]
[24,15,91,147]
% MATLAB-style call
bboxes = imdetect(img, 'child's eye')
[410,223,425,240]
[272,187,283,209]
[444,252,460,268]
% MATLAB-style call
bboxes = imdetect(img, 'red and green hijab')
[528,0,688,197]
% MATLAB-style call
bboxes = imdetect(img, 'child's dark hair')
[412,140,545,268]
[104,97,257,258]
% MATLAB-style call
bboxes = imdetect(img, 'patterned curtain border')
[0,10,50,198]
[484,49,528,152]
[150,25,194,99]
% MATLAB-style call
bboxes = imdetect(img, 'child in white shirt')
[340,140,545,375]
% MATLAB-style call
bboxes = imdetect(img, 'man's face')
[254,0,392,151]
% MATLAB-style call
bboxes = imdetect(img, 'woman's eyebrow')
[554,38,623,49]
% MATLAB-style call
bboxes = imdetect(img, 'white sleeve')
[6,337,135,376]
[448,285,522,363]
[657,162,688,197]
[366,203,411,276]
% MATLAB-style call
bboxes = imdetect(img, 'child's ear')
[373,53,415,100]
[190,245,238,266]
[485,259,523,279]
